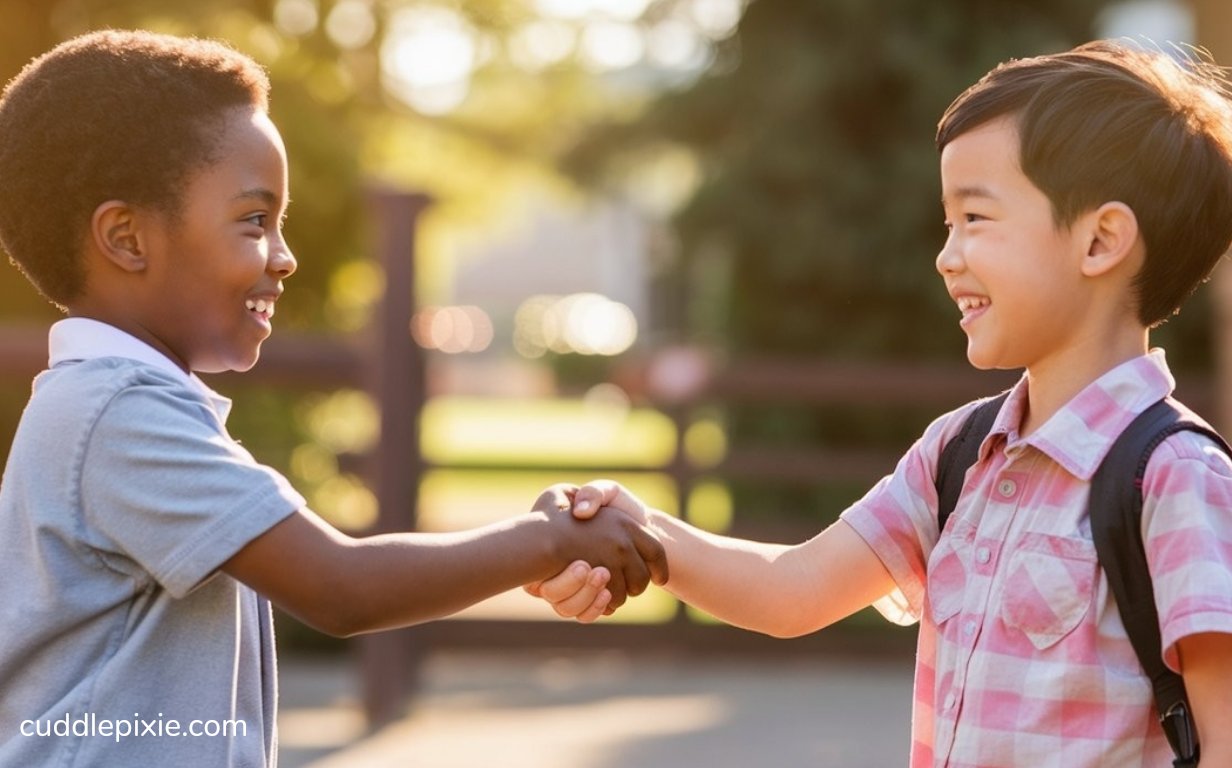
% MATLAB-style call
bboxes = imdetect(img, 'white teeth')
[956,296,989,314]
[245,299,275,318]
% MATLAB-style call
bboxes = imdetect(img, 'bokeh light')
[381,6,476,114]
[411,305,495,354]
[580,20,645,71]
[273,0,318,37]
[513,293,638,357]
[324,0,376,50]
[508,20,577,72]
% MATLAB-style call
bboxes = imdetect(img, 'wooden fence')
[0,188,1219,727]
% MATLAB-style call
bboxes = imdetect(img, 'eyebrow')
[941,184,998,207]
[232,188,282,208]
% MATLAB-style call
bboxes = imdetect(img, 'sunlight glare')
[579,20,645,71]
[536,0,654,21]
[412,306,495,354]
[325,0,376,50]
[514,294,639,357]
[273,0,318,36]
[647,18,709,71]
[690,0,744,40]
[596,0,656,21]
[381,6,476,114]
[509,19,576,72]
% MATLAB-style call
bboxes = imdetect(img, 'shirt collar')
[979,349,1175,480]
[48,318,230,415]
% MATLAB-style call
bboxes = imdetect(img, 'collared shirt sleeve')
[840,401,983,625]
[79,372,304,598]
[1141,430,1232,671]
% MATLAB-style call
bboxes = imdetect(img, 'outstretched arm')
[223,485,667,637]
[535,480,895,637]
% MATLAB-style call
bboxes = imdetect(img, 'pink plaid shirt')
[841,350,1232,767]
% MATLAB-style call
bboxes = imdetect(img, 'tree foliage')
[565,0,1175,362]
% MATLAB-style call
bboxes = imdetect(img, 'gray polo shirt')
[0,319,304,767]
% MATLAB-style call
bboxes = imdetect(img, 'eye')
[964,212,986,224]
[243,213,268,229]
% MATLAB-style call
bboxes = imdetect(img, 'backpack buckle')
[1160,700,1199,766]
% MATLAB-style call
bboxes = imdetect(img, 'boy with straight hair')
[0,30,660,767]
[538,41,1232,765]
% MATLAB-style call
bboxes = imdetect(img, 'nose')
[269,236,297,279]
[935,231,963,276]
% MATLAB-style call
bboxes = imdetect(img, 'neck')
[66,303,189,374]
[1019,324,1148,437]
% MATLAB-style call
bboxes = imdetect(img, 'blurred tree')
[0,0,697,522]
[567,0,1125,359]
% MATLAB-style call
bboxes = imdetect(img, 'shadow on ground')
[279,649,915,768]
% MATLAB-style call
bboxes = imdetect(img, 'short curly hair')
[0,29,270,308]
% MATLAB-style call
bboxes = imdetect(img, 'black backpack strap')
[936,392,1009,535]
[1090,397,1232,768]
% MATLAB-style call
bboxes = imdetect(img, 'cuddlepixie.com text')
[19,713,246,743]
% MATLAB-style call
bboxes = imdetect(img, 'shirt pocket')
[1000,531,1098,649]
[926,517,977,626]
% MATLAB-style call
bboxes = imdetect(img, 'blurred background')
[3,0,1232,764]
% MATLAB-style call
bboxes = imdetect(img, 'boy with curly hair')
[0,30,663,767]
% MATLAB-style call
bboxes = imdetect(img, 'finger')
[523,580,544,598]
[620,537,652,598]
[534,483,578,516]
[573,588,612,623]
[573,479,620,518]
[549,567,611,619]
[534,561,592,603]
[604,561,629,612]
[547,483,577,512]
[632,524,669,586]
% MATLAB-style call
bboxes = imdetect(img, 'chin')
[964,343,1001,371]
[195,348,262,374]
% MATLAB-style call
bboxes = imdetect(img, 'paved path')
[277,650,915,768]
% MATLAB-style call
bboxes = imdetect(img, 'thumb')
[572,479,621,519]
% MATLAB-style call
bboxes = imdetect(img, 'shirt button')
[997,478,1017,498]
[944,692,957,710]
[976,547,991,564]
[964,620,976,637]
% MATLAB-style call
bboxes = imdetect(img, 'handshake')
[522,480,667,623]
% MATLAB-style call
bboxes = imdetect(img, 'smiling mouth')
[956,296,989,316]
[245,298,276,319]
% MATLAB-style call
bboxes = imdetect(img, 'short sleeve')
[80,377,303,598]
[1141,431,1232,672]
[840,401,982,625]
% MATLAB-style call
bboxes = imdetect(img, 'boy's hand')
[524,560,613,623]
[528,480,656,619]
[529,484,667,613]
[570,479,649,524]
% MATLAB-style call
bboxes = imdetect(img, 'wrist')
[522,510,571,578]
[644,507,671,534]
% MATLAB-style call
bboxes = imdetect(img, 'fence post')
[358,187,432,728]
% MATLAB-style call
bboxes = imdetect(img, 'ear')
[89,200,148,273]
[1079,201,1141,278]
